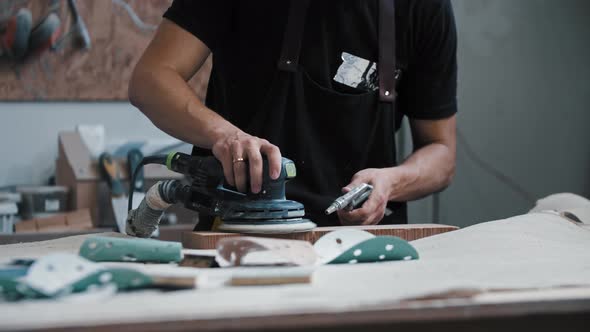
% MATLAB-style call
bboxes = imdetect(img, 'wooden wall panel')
[0,0,210,101]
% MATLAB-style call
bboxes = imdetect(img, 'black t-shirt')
[163,0,457,226]
[164,0,457,122]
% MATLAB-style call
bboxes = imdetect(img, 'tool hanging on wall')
[52,0,90,51]
[0,6,62,62]
[126,152,317,237]
[0,8,32,60]
[28,11,61,56]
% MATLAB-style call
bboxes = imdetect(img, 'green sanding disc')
[71,268,153,293]
[0,278,44,301]
[79,236,182,263]
[328,236,419,264]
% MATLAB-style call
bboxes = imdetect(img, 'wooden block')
[65,209,93,228]
[14,219,37,232]
[36,214,67,231]
[182,224,459,249]
[230,275,311,286]
[182,232,239,251]
[15,209,94,233]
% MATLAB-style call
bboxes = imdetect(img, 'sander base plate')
[218,218,317,234]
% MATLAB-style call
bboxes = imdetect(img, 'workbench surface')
[0,212,589,332]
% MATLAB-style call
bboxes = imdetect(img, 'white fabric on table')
[0,197,589,330]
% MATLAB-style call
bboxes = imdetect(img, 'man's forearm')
[129,66,239,149]
[387,142,455,202]
[129,20,284,193]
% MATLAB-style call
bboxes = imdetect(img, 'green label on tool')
[285,163,297,178]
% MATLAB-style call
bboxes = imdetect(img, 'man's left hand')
[337,168,399,225]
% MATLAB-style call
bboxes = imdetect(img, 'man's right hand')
[129,20,282,194]
[211,131,282,194]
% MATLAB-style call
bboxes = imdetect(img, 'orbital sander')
[125,152,316,237]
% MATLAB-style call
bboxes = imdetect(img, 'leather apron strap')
[379,0,397,103]
[277,0,311,72]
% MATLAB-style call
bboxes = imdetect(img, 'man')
[129,0,457,229]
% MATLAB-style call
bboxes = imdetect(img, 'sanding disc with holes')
[314,229,419,265]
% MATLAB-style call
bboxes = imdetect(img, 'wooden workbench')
[11,293,589,332]
[0,212,589,332]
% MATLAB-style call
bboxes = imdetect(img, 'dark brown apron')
[196,0,405,230]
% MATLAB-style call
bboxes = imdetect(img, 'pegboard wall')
[0,0,210,101]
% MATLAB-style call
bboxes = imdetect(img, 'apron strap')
[379,0,397,103]
[278,0,397,103]
[278,0,311,72]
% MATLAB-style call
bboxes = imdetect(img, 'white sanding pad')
[218,219,317,234]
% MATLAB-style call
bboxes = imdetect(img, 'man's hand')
[130,19,283,194]
[337,116,457,225]
[211,131,282,194]
[337,168,400,225]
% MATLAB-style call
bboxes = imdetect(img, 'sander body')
[127,152,316,235]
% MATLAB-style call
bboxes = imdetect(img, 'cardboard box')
[56,131,196,227]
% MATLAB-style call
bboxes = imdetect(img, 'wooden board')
[14,208,93,233]
[0,0,210,100]
[181,224,459,249]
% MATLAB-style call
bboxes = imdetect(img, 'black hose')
[128,155,168,211]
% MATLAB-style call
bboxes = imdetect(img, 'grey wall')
[1,0,589,228]
[409,0,590,227]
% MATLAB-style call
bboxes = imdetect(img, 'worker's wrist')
[185,100,242,148]
[208,125,241,147]
[384,165,419,202]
